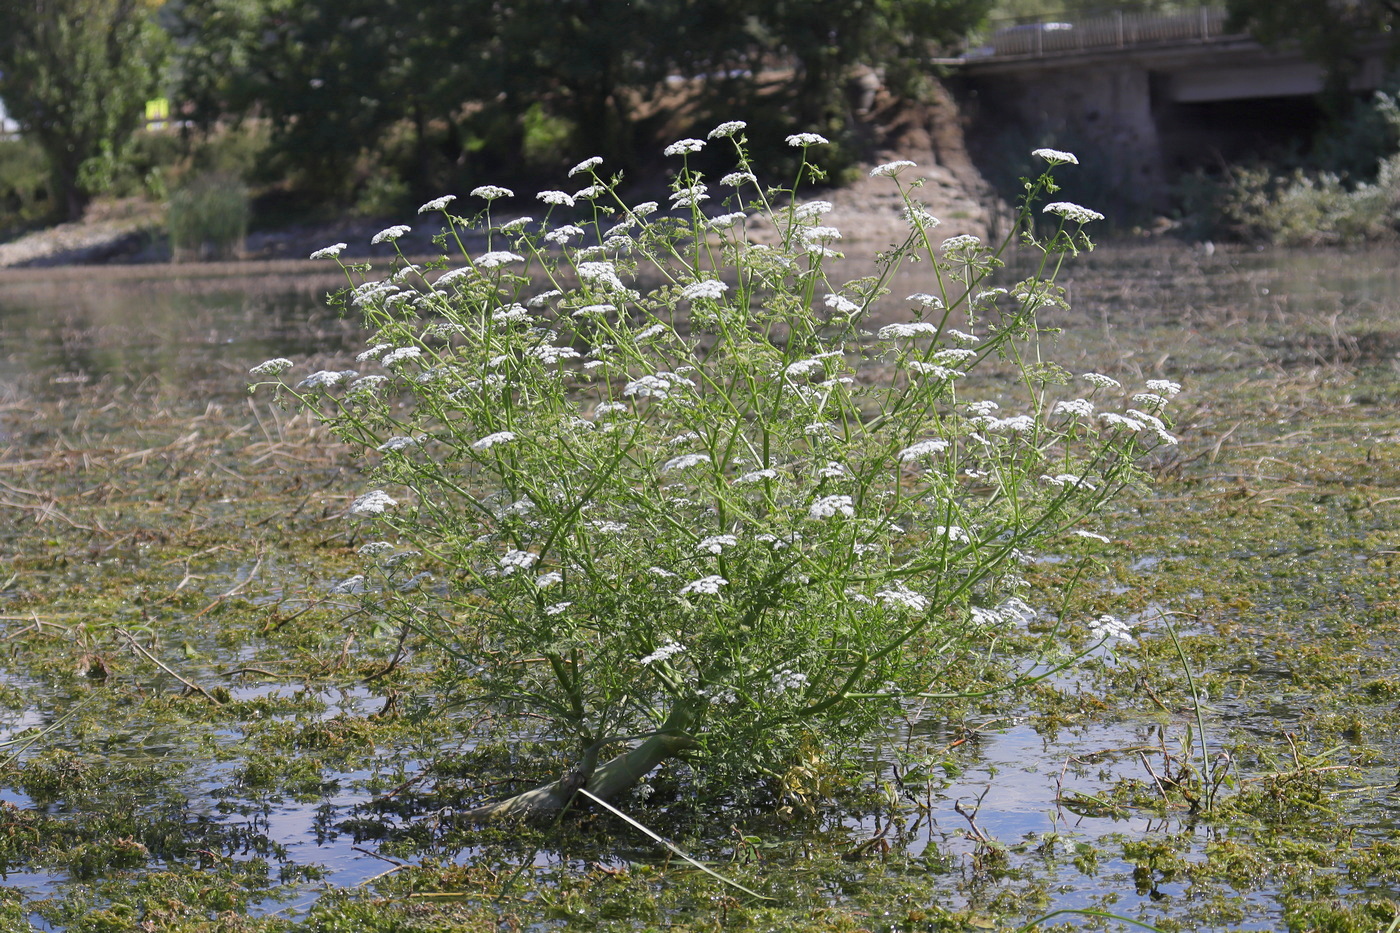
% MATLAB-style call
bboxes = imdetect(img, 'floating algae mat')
[0,245,1398,931]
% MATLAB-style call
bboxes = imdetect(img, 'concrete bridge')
[946,7,1392,213]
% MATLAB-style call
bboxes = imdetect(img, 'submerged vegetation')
[0,145,1398,930]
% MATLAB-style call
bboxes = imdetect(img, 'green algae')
[0,246,1399,930]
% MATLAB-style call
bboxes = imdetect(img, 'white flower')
[648,566,676,578]
[870,160,916,177]
[590,520,627,534]
[682,280,728,301]
[907,362,961,380]
[472,185,514,200]
[999,598,1038,626]
[640,639,686,665]
[577,260,625,291]
[500,216,533,233]
[785,357,826,378]
[678,575,727,596]
[936,525,972,544]
[1054,398,1095,418]
[669,184,708,208]
[708,120,747,139]
[941,234,982,251]
[898,439,948,462]
[1032,147,1079,165]
[350,375,388,392]
[795,200,834,219]
[332,574,367,595]
[572,303,615,318]
[907,292,943,308]
[544,225,584,244]
[1043,201,1105,224]
[492,304,530,323]
[720,171,756,187]
[381,346,423,367]
[1074,530,1112,544]
[1128,410,1179,445]
[877,585,929,612]
[377,436,418,452]
[632,200,660,216]
[993,415,1035,433]
[310,243,347,260]
[624,371,691,398]
[771,669,808,693]
[967,400,1000,416]
[662,453,711,472]
[297,370,345,389]
[1081,372,1121,389]
[948,329,978,345]
[499,549,538,576]
[878,322,937,339]
[1089,614,1132,642]
[417,194,457,213]
[809,495,855,520]
[1042,473,1093,489]
[824,294,860,315]
[801,225,842,242]
[664,138,706,156]
[903,203,941,228]
[1132,392,1170,411]
[708,212,747,230]
[786,132,829,147]
[435,268,473,288]
[537,190,576,207]
[349,490,398,516]
[569,156,603,177]
[818,460,848,478]
[249,358,293,376]
[528,289,563,307]
[371,225,411,244]
[544,602,572,616]
[573,184,604,200]
[697,534,738,554]
[473,431,518,450]
[358,541,396,557]
[735,468,776,484]
[1100,412,1146,431]
[1145,379,1182,397]
[535,571,564,588]
[932,349,975,366]
[477,250,524,268]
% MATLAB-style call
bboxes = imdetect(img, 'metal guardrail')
[966,6,1238,60]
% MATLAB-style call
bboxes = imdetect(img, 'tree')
[1227,0,1400,108]
[168,0,995,205]
[0,0,167,220]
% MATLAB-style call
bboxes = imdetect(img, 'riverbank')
[0,88,1005,269]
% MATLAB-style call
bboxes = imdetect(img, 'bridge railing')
[972,6,1237,59]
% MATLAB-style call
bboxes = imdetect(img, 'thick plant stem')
[457,699,703,822]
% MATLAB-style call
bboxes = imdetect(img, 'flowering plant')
[253,132,1176,818]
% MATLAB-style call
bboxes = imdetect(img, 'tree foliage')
[1227,0,1400,106]
[0,0,167,220]
[167,0,993,203]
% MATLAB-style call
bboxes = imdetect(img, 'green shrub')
[0,136,52,230]
[168,172,249,261]
[254,134,1176,817]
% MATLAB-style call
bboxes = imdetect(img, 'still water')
[1,243,1399,928]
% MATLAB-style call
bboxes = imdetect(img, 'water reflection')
[0,263,354,392]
